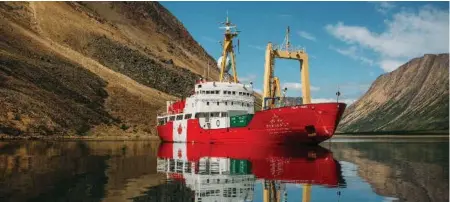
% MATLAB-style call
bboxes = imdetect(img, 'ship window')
[157,118,164,125]
[242,103,244,106]
[169,116,175,121]
[215,90,219,94]
[221,112,228,117]
[225,102,228,105]
[239,92,242,95]
[195,113,204,118]
[210,112,220,117]
[232,91,236,95]
[206,91,210,94]
[228,91,231,95]
[201,90,205,94]
[217,102,219,106]
[231,102,234,105]
[206,102,209,105]
[184,114,192,119]
[223,90,227,94]
[198,84,202,88]
[176,115,183,120]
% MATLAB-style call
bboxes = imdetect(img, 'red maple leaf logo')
[177,124,182,135]
[178,149,182,158]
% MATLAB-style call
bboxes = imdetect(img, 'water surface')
[0,138,447,202]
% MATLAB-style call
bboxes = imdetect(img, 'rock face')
[0,2,260,136]
[338,53,449,133]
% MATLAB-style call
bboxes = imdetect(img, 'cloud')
[325,5,449,72]
[282,82,320,91]
[329,45,374,66]
[373,2,396,14]
[248,45,265,51]
[380,59,404,72]
[239,74,257,82]
[311,98,357,105]
[297,31,316,41]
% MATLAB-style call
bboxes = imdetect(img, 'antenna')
[226,10,229,23]
[336,85,341,103]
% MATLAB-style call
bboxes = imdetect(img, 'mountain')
[338,53,449,133]
[0,2,260,137]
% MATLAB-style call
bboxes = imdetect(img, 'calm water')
[0,138,448,202]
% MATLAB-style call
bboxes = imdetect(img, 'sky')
[160,1,449,105]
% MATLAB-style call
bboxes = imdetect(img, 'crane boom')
[262,27,311,109]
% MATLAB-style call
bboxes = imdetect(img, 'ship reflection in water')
[0,139,448,202]
[136,143,346,202]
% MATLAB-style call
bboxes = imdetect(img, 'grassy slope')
[0,2,262,136]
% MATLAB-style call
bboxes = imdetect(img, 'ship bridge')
[157,80,255,129]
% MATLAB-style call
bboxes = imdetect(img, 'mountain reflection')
[0,139,446,202]
[130,143,345,202]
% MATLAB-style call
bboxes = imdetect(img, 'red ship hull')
[157,103,346,145]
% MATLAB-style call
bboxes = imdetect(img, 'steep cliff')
[338,53,449,133]
[0,2,248,136]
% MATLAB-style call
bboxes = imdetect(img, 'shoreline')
[333,134,449,139]
[0,135,161,141]
[1,134,448,141]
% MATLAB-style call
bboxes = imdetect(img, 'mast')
[218,14,240,83]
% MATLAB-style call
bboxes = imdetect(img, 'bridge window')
[206,102,209,106]
[176,115,183,120]
[184,114,192,119]
[169,116,175,121]
[195,113,206,118]
[215,90,220,94]
[221,112,228,117]
[232,91,236,95]
[210,112,220,117]
[157,118,165,125]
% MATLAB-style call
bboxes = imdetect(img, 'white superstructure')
[157,80,255,129]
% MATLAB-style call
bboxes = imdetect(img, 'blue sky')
[160,1,449,104]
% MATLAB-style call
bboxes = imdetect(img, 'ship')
[155,143,345,202]
[156,16,346,145]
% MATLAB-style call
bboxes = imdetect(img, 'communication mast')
[218,14,240,82]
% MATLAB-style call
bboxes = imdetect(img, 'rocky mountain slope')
[338,53,449,133]
[0,2,259,137]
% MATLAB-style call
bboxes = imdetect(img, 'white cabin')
[157,81,255,129]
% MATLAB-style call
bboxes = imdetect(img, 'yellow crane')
[263,181,312,202]
[262,26,311,109]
